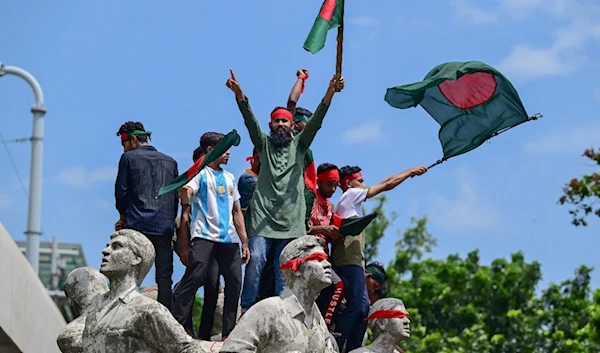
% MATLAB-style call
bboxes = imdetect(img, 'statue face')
[298,246,332,288]
[394,305,411,339]
[100,235,138,279]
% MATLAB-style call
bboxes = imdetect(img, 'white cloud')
[427,167,499,232]
[341,121,386,145]
[349,16,380,27]
[525,122,600,155]
[494,0,600,80]
[56,167,117,189]
[451,0,498,25]
[0,194,12,210]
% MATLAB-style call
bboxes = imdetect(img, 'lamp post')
[0,62,46,274]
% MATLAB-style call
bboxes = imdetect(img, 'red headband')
[365,309,409,321]
[245,152,259,164]
[271,108,293,122]
[341,172,362,186]
[120,132,130,141]
[317,169,340,182]
[280,252,328,272]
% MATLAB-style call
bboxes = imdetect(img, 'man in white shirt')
[172,132,250,340]
[330,164,426,352]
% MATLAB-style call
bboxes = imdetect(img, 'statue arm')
[143,303,216,353]
[220,303,271,352]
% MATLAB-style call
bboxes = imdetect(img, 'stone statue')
[349,298,410,353]
[57,267,109,353]
[220,235,339,353]
[80,229,220,353]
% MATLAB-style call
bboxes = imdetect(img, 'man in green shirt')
[225,69,344,312]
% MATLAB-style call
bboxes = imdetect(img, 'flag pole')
[412,113,543,177]
[335,0,344,77]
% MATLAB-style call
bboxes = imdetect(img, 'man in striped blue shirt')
[172,132,250,340]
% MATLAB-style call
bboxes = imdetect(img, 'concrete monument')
[349,298,410,353]
[80,229,220,353]
[220,235,339,353]
[57,267,109,353]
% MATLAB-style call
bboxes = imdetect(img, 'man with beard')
[225,68,345,313]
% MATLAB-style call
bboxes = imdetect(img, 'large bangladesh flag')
[156,130,241,197]
[385,61,530,160]
[303,0,343,54]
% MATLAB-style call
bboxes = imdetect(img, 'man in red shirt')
[307,163,341,242]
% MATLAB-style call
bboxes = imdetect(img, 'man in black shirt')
[114,121,179,309]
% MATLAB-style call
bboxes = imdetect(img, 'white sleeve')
[347,187,368,206]
[233,183,241,203]
[185,172,202,194]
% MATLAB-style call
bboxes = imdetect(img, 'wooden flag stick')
[335,0,345,78]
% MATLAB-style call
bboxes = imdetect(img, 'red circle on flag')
[438,72,497,109]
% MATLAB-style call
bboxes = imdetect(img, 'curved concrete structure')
[0,222,65,353]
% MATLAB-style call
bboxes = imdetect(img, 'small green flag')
[303,0,343,54]
[156,130,241,197]
[385,61,530,160]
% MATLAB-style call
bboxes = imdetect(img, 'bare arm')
[232,201,248,247]
[287,69,309,116]
[179,202,191,249]
[366,166,427,199]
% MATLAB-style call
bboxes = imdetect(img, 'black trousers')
[172,238,242,337]
[147,235,174,310]
[198,260,219,339]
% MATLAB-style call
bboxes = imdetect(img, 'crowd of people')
[113,68,427,352]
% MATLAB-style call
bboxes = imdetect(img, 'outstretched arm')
[226,69,265,151]
[298,75,345,150]
[287,69,309,116]
[366,165,428,199]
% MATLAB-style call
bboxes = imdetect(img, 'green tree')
[559,148,600,226]
[363,195,397,263]
[192,294,204,333]
[372,216,600,353]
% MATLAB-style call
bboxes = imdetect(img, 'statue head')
[279,235,332,290]
[64,267,109,316]
[100,229,155,287]
[367,298,411,341]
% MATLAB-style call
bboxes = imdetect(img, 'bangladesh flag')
[303,0,343,54]
[156,130,241,197]
[385,61,530,160]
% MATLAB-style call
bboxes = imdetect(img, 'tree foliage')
[559,148,600,226]
[363,195,397,264]
[363,207,600,352]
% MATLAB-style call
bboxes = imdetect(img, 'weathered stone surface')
[220,235,339,353]
[77,229,218,353]
[57,267,108,353]
[349,298,410,353]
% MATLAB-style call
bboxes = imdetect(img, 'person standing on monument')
[114,121,178,310]
[172,132,250,340]
[225,68,345,312]
[331,164,427,351]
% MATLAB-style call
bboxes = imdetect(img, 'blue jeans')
[334,265,370,352]
[240,236,291,310]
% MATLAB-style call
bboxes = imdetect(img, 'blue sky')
[1,0,599,291]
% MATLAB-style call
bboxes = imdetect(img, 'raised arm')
[226,69,265,151]
[298,75,345,150]
[366,165,428,199]
[287,69,309,116]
